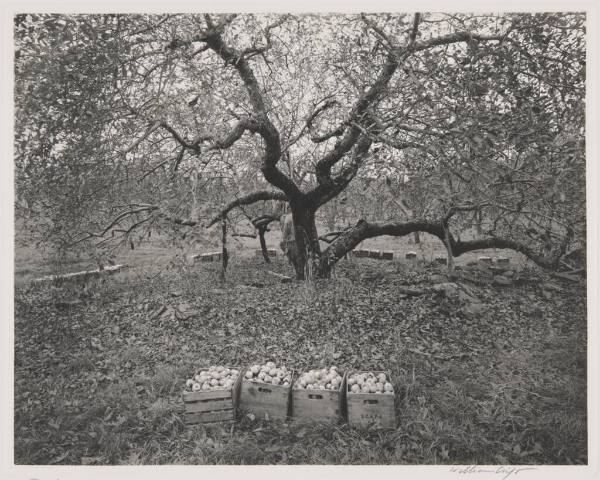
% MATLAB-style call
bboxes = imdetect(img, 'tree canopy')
[14,12,585,277]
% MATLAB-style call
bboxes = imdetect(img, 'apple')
[192,383,201,391]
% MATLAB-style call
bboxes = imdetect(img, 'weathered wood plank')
[184,409,235,424]
[33,264,126,283]
[184,398,233,413]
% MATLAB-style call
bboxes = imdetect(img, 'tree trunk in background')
[413,231,420,244]
[443,223,455,272]
[258,225,271,264]
[220,218,228,282]
[476,209,483,236]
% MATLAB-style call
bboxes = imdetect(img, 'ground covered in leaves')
[14,256,587,465]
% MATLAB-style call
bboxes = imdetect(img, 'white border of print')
[1,1,598,479]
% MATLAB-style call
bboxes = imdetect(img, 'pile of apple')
[347,372,394,394]
[185,366,239,392]
[295,367,343,391]
[244,361,292,386]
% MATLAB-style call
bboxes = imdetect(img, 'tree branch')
[410,30,505,52]
[207,190,288,227]
[203,19,302,200]
[321,216,563,272]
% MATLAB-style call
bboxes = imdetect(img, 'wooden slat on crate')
[292,372,347,422]
[183,388,236,402]
[346,370,396,429]
[184,398,233,413]
[185,409,235,425]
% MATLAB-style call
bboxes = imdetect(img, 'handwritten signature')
[449,465,538,479]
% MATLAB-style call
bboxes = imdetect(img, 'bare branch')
[124,121,161,154]
[207,190,289,227]
[409,13,422,46]
[410,30,506,52]
[360,13,395,49]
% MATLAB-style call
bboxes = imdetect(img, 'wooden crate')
[292,371,347,422]
[239,370,294,420]
[255,249,278,257]
[434,255,447,265]
[352,249,369,258]
[346,371,396,429]
[369,250,382,259]
[181,367,243,425]
[381,251,394,260]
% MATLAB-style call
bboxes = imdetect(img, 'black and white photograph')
[3,1,599,477]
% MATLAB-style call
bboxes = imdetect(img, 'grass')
[13,242,587,465]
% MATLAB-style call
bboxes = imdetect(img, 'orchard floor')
[14,255,587,465]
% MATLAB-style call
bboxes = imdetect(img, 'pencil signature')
[449,465,538,479]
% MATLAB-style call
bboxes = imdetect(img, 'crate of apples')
[346,371,396,429]
[292,367,346,422]
[239,361,294,420]
[182,366,242,425]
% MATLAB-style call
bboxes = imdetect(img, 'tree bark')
[220,218,228,282]
[258,225,271,264]
[291,206,322,280]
